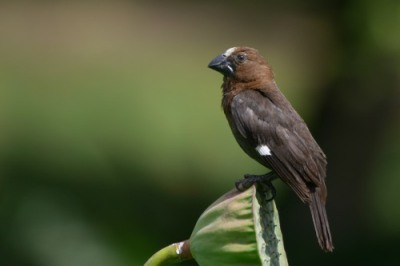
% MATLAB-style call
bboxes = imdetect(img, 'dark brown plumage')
[208,46,333,252]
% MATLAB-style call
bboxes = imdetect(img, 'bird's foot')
[235,172,277,201]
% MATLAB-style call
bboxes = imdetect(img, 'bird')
[208,46,334,252]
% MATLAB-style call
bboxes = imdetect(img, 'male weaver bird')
[208,47,333,252]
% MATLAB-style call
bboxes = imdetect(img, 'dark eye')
[236,53,247,63]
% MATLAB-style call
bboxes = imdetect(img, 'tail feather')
[309,189,334,252]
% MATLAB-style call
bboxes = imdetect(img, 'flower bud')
[189,184,288,266]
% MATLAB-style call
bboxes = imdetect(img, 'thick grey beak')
[208,54,235,76]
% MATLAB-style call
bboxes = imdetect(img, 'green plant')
[145,184,288,266]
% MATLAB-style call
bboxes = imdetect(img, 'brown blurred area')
[0,1,399,265]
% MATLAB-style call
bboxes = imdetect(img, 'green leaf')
[144,184,288,265]
[190,184,288,266]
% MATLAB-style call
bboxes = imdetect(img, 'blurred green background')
[1,1,399,265]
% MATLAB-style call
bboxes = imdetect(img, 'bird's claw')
[235,172,277,201]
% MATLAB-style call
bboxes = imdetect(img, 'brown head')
[208,47,274,83]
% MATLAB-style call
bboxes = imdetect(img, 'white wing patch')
[256,144,272,156]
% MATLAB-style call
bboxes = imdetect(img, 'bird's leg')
[235,172,277,201]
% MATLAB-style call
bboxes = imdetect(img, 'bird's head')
[208,47,273,82]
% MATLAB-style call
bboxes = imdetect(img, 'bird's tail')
[309,188,334,252]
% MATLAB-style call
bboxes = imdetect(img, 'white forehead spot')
[224,47,236,57]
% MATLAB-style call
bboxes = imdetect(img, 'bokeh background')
[1,1,399,265]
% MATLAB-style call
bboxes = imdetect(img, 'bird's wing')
[230,89,327,202]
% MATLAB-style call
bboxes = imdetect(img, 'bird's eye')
[236,53,247,63]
